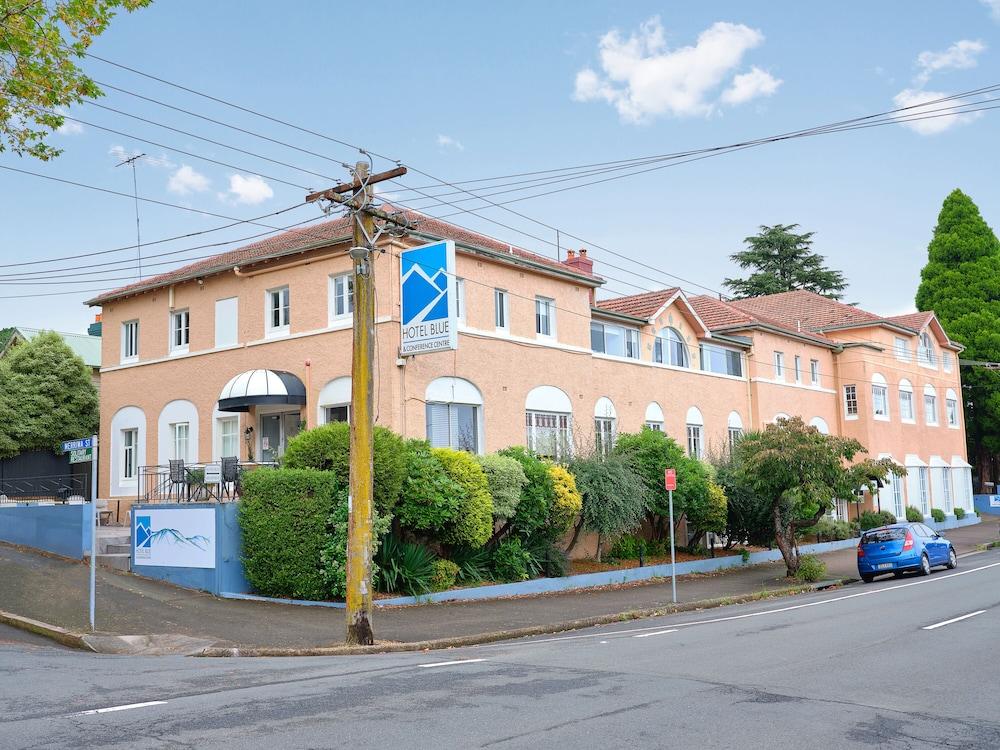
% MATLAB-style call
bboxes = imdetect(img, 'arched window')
[871,373,889,419]
[727,411,744,447]
[773,412,791,423]
[425,377,484,453]
[918,332,935,366]
[809,416,830,435]
[525,385,573,459]
[924,384,938,425]
[594,397,618,455]
[157,399,199,466]
[654,327,690,367]
[945,388,960,427]
[111,406,146,497]
[686,406,704,459]
[898,379,914,422]
[645,402,665,431]
[318,376,352,425]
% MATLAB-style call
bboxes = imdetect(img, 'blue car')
[857,522,957,583]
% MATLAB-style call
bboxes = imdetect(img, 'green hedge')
[498,447,554,538]
[239,468,341,600]
[905,506,924,522]
[433,447,494,548]
[476,453,528,519]
[931,507,946,523]
[395,440,463,533]
[859,510,898,531]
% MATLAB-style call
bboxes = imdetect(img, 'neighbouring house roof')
[594,288,680,319]
[0,327,101,368]
[86,206,603,306]
[885,311,936,331]
[688,294,838,347]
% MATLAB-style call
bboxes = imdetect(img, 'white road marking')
[492,561,1000,647]
[632,629,678,639]
[923,610,986,630]
[418,658,486,668]
[75,701,167,716]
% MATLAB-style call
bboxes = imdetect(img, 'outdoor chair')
[168,460,188,501]
[221,457,239,500]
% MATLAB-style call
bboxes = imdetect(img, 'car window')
[862,529,906,544]
[919,524,934,537]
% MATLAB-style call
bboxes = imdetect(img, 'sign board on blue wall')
[133,508,216,569]
[992,495,1000,508]
[400,240,457,356]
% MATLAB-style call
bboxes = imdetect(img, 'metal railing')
[0,473,87,502]
[137,461,276,504]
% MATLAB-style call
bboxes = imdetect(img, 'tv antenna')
[115,153,146,279]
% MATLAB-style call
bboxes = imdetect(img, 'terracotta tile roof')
[687,295,755,329]
[885,311,934,332]
[594,288,680,319]
[728,290,883,331]
[86,206,601,305]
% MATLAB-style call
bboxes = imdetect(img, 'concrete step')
[96,536,130,555]
[96,553,131,571]
[105,543,132,555]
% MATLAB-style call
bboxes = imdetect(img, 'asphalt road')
[3,548,1000,749]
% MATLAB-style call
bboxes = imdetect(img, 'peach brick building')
[87,209,973,524]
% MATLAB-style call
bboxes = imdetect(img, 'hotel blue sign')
[400,240,458,356]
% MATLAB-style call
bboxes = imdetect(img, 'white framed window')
[427,402,479,453]
[773,351,785,380]
[535,296,555,338]
[454,278,466,324]
[218,416,239,459]
[121,320,139,363]
[891,475,904,518]
[595,417,616,456]
[170,422,190,462]
[329,273,354,322]
[686,424,703,459]
[266,286,290,337]
[793,355,802,383]
[941,469,953,512]
[494,289,508,332]
[654,327,690,367]
[325,404,350,424]
[899,380,915,422]
[215,297,238,348]
[645,421,663,431]
[810,359,820,386]
[625,329,640,359]
[728,427,743,449]
[918,467,930,514]
[169,309,190,354]
[121,428,138,481]
[526,410,571,459]
[918,332,935,367]
[946,394,959,427]
[871,373,889,420]
[942,351,953,373]
[844,384,858,418]
[924,385,938,425]
[894,336,911,362]
[590,322,624,357]
[700,343,743,377]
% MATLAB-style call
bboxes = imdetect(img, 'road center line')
[632,629,678,639]
[923,610,986,630]
[74,701,167,716]
[418,658,486,668]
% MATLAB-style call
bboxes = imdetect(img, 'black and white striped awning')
[217,369,306,412]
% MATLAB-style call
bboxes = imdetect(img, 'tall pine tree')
[916,189,1000,481]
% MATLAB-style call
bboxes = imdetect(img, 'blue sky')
[3,0,1000,332]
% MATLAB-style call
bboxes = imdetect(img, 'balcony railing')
[137,461,275,504]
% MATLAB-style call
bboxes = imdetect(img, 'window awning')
[218,369,306,412]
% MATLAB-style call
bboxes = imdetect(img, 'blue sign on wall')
[61,437,93,453]
[400,240,457,356]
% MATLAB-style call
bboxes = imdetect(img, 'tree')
[1,0,151,160]
[566,454,649,562]
[915,189,1000,479]
[0,331,99,457]
[732,417,900,577]
[724,224,847,300]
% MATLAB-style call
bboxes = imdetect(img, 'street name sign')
[69,447,93,464]
[62,437,93,453]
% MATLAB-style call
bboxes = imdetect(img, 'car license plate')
[877,563,893,570]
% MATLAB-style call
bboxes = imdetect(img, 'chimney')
[562,248,596,304]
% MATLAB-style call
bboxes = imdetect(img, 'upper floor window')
[894,336,912,362]
[169,309,189,354]
[591,322,640,359]
[329,273,354,321]
[918,332,935,367]
[494,289,508,332]
[266,286,290,337]
[899,379,915,422]
[535,296,555,338]
[946,391,959,427]
[810,359,820,386]
[773,351,785,380]
[793,355,802,383]
[121,320,139,363]
[454,278,466,324]
[942,351,953,373]
[700,343,743,377]
[844,384,858,418]
[654,327,689,367]
[215,297,238,348]
[924,385,938,425]
[871,374,889,420]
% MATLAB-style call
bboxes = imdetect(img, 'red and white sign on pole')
[664,468,677,491]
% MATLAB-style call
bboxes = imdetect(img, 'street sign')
[664,468,677,491]
[62,437,93,453]
[69,447,93,464]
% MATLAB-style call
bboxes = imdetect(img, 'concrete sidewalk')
[2,516,996,652]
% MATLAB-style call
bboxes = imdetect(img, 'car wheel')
[919,553,931,576]
[946,547,958,570]
[861,574,874,583]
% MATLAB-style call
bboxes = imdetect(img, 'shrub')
[955,506,967,520]
[476,453,528,519]
[689,481,728,541]
[523,534,569,578]
[395,440,463,533]
[740,548,751,564]
[239,468,340,600]
[905,506,924,522]
[319,499,391,601]
[448,546,491,583]
[375,536,437,596]
[858,510,898,531]
[490,537,533,582]
[282,422,406,514]
[608,534,646,560]
[567,454,649,560]
[931,508,946,523]
[715,455,773,548]
[498,447,554,538]
[795,554,826,583]
[802,517,854,541]
[433,448,494,548]
[429,559,460,592]
[547,464,582,536]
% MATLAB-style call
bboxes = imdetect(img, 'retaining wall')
[0,502,93,559]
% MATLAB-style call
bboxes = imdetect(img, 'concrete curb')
[0,609,95,652]
[196,579,850,658]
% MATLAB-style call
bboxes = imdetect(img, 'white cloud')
[436,134,464,151]
[167,164,210,195]
[981,0,1000,22]
[572,17,780,122]
[720,66,782,105]
[891,88,982,135]
[915,39,986,85]
[223,174,273,205]
[54,108,83,136]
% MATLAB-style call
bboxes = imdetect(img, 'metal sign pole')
[90,434,98,631]
[668,488,677,604]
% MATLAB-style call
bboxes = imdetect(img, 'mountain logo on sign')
[401,245,449,326]
[146,528,212,551]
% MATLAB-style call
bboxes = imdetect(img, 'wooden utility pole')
[307,161,407,645]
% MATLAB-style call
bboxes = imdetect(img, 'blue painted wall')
[974,494,1000,516]
[0,502,92,559]
[130,503,250,595]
